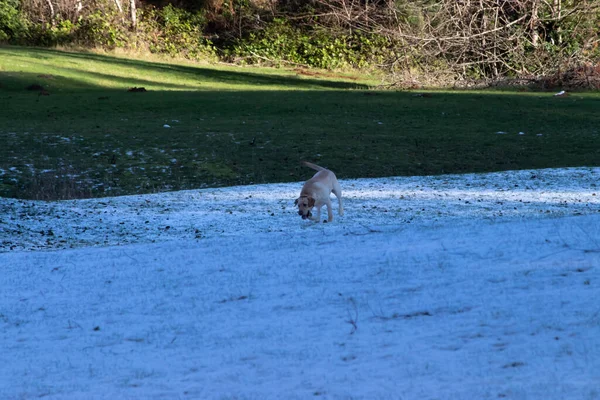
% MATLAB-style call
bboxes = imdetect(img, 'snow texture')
[1,167,599,399]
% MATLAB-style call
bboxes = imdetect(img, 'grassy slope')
[1,46,599,200]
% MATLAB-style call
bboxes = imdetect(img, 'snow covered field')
[1,167,599,399]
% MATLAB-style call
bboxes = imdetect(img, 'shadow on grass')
[1,53,599,200]
[0,46,369,91]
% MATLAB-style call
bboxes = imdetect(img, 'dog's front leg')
[309,206,321,222]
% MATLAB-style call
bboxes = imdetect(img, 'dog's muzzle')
[299,211,312,220]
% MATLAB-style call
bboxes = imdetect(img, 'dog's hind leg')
[332,182,344,216]
[325,199,334,222]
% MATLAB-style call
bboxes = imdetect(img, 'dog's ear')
[308,197,315,207]
[294,198,299,206]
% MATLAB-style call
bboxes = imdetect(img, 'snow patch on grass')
[0,167,599,399]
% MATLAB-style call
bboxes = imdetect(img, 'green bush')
[50,19,76,44]
[27,18,77,46]
[228,18,392,69]
[138,5,216,60]
[75,9,129,48]
[0,0,28,43]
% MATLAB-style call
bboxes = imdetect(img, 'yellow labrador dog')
[295,161,344,223]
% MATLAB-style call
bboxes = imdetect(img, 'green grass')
[1,46,599,200]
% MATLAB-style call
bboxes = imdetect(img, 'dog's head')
[295,196,315,220]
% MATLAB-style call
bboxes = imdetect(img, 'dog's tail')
[301,161,326,171]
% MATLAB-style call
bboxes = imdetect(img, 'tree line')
[1,0,599,86]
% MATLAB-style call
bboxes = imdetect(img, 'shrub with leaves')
[228,18,392,70]
[138,5,216,60]
[75,9,130,48]
[0,0,28,43]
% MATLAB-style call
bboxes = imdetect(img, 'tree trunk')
[531,0,540,47]
[46,0,55,24]
[130,0,137,29]
[554,0,562,44]
[114,0,123,13]
[75,0,83,18]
